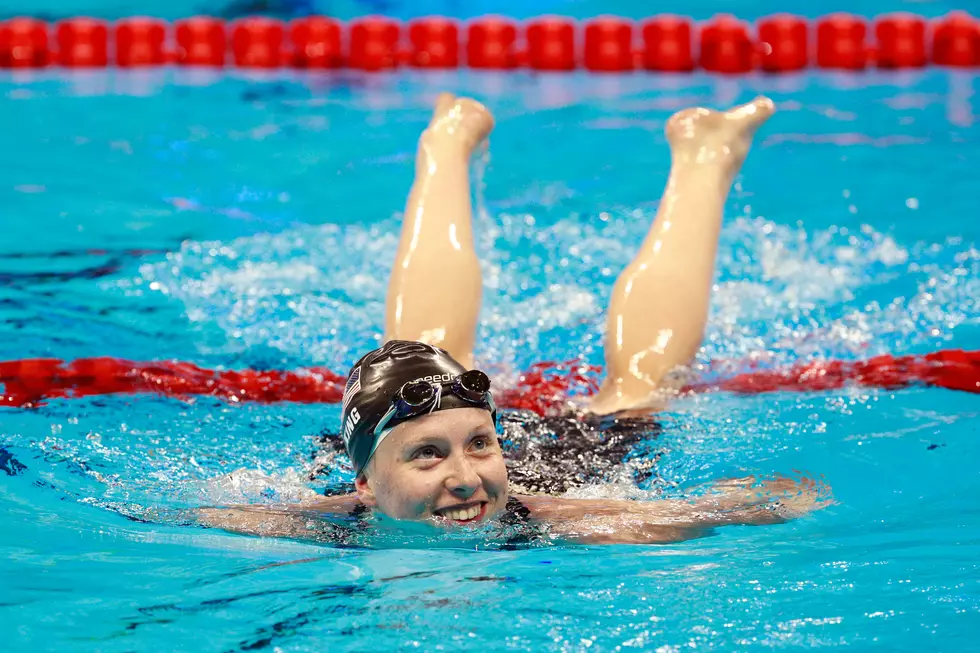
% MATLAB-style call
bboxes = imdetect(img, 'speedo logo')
[413,373,454,384]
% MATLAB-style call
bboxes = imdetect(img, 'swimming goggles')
[372,370,497,437]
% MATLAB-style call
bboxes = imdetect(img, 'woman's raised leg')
[384,93,495,369]
[587,96,776,415]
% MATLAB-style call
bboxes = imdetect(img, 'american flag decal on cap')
[342,366,361,413]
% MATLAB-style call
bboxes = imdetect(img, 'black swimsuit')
[499,409,664,496]
[497,495,544,548]
[317,495,543,549]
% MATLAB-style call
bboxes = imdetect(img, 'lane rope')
[2,349,977,413]
[0,12,978,72]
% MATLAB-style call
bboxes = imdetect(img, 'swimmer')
[198,93,831,545]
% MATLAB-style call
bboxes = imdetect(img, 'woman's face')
[353,408,509,525]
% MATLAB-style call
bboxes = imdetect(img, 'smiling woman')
[358,408,506,524]
[195,91,832,546]
[196,346,830,546]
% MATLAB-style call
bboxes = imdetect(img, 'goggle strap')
[430,384,443,414]
[365,427,396,470]
[373,404,398,438]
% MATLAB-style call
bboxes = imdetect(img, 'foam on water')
[0,398,333,512]
[131,225,399,369]
[133,201,979,380]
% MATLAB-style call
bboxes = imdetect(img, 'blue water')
[2,68,979,650]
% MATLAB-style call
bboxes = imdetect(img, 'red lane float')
[876,13,926,68]
[409,17,459,68]
[0,357,345,408]
[526,16,576,70]
[348,16,399,70]
[758,14,809,72]
[467,17,518,68]
[641,16,694,71]
[289,16,342,68]
[232,16,284,68]
[932,12,980,67]
[817,13,868,69]
[175,16,226,66]
[0,17,49,67]
[700,14,754,73]
[56,18,109,67]
[116,18,166,67]
[2,350,978,412]
[584,17,633,72]
[692,349,980,396]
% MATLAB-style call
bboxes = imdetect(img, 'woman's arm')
[195,494,361,539]
[194,477,830,546]
[517,476,831,545]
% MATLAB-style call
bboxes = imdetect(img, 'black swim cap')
[340,340,496,475]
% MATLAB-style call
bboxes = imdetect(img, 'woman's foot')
[421,92,495,158]
[665,95,776,172]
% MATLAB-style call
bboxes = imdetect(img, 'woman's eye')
[472,437,491,450]
[414,446,439,459]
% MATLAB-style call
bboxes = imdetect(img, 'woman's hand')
[694,474,834,522]
[517,474,832,545]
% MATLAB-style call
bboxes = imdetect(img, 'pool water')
[2,68,979,650]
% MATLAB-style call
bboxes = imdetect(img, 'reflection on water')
[3,70,975,130]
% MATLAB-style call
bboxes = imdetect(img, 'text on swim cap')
[413,373,455,384]
[343,406,360,446]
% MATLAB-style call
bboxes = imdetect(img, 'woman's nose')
[445,454,481,497]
